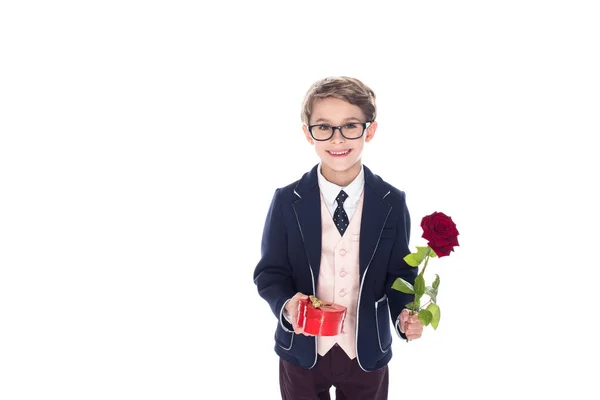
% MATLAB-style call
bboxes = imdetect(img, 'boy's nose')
[330,127,345,142]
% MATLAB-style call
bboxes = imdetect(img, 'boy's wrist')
[396,315,404,334]
[283,308,292,323]
[279,299,294,332]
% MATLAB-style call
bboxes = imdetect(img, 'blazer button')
[340,270,347,277]
[339,289,346,297]
[339,249,347,256]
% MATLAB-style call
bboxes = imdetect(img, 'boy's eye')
[344,123,358,129]
[318,125,332,131]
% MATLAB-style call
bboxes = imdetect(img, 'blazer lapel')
[292,165,322,286]
[359,166,392,277]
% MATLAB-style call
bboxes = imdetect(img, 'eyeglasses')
[307,122,371,141]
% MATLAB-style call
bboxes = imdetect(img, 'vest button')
[339,249,347,256]
[340,270,347,277]
[339,289,346,297]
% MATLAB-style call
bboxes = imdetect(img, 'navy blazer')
[253,164,416,372]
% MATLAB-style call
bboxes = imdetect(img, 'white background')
[1,1,599,399]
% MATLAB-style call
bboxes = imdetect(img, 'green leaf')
[432,274,440,290]
[426,303,441,329]
[405,299,420,310]
[403,246,431,267]
[418,309,433,326]
[392,278,414,294]
[425,286,437,303]
[403,254,420,267]
[429,250,438,258]
[414,274,426,299]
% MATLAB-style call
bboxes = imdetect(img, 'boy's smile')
[303,97,377,187]
[327,149,351,157]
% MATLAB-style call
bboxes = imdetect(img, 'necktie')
[333,190,349,236]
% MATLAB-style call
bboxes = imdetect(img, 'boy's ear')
[365,121,378,143]
[303,125,314,144]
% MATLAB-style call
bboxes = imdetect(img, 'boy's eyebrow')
[313,117,363,124]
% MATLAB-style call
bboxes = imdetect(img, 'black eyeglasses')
[307,122,371,141]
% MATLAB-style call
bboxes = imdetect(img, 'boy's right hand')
[285,292,311,335]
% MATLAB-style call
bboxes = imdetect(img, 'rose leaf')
[426,303,441,329]
[405,299,420,310]
[425,286,437,303]
[403,246,430,267]
[414,274,426,299]
[432,274,440,290]
[418,308,433,326]
[392,278,414,294]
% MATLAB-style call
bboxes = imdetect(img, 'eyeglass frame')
[306,121,372,141]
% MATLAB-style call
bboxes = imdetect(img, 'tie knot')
[335,190,348,206]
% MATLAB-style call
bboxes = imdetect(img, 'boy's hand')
[399,309,424,341]
[285,292,313,335]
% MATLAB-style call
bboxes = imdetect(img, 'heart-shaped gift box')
[297,296,347,336]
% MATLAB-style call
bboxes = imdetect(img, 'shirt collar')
[317,163,365,207]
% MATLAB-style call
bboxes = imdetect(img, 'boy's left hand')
[399,309,424,341]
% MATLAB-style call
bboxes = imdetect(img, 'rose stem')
[406,250,431,342]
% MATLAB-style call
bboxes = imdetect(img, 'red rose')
[420,212,460,257]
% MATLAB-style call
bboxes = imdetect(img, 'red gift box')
[297,296,347,336]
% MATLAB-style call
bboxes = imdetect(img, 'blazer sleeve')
[253,188,296,326]
[384,190,417,339]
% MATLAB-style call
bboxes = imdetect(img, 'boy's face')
[303,96,377,184]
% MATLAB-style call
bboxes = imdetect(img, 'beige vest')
[316,191,363,359]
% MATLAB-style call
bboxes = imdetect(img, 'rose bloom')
[420,212,459,257]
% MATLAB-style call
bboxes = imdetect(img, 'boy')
[253,76,423,400]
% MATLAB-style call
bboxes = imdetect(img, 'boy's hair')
[301,76,377,125]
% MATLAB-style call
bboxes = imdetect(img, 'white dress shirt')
[317,163,364,220]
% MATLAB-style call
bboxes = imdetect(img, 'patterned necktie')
[333,190,349,236]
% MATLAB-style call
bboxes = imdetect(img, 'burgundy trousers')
[279,344,389,400]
